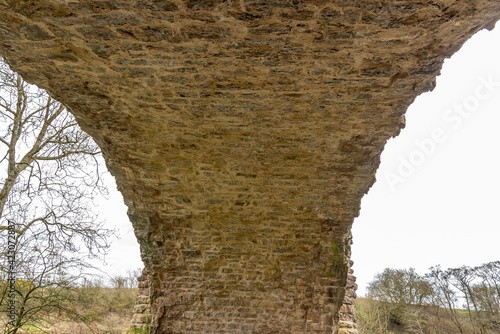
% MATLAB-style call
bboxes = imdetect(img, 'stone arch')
[1,1,499,333]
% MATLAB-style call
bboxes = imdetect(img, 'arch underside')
[1,1,499,333]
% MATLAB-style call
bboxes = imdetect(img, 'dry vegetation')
[1,280,139,334]
[357,298,478,334]
[357,263,500,334]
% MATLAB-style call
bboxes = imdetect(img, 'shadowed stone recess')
[1,1,499,333]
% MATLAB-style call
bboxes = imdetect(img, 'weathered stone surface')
[0,1,499,333]
[131,268,152,330]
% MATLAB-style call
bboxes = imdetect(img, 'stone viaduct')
[1,1,499,333]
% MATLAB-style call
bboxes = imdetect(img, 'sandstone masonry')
[1,1,499,333]
[131,268,153,331]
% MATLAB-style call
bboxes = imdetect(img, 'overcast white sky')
[94,172,143,278]
[352,22,500,296]
[98,22,500,294]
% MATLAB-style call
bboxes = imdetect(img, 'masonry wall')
[1,1,499,333]
[131,268,152,330]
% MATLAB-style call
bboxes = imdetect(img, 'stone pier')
[1,1,499,332]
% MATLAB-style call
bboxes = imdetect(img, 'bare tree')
[368,268,432,307]
[427,265,465,334]
[464,262,500,333]
[0,59,113,333]
[476,261,500,319]
[367,267,432,329]
[362,263,500,334]
[357,298,390,334]
[1,231,94,333]
[110,268,143,289]
[446,266,486,334]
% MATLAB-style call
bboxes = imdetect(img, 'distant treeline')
[357,261,500,334]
